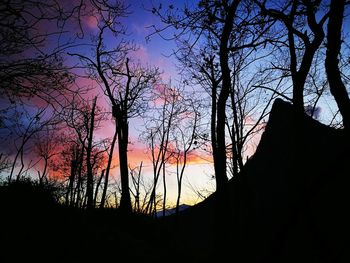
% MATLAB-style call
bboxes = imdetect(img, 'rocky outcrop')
[231,98,349,262]
[171,99,350,263]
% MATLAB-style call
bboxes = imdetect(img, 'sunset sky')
[64,0,217,206]
[0,0,219,207]
[2,0,347,208]
[83,0,217,205]
[61,0,349,206]
[1,2,349,262]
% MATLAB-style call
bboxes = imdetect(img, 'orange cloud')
[185,152,213,165]
[127,145,150,167]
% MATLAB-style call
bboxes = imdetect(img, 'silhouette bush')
[0,178,63,210]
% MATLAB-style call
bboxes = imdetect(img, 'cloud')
[84,16,98,29]
[129,44,150,64]
[127,143,150,167]
[186,152,213,165]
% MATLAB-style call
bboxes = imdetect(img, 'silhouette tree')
[172,98,200,214]
[129,162,153,213]
[325,0,350,130]
[142,83,202,215]
[59,95,108,208]
[2,104,58,181]
[33,127,60,185]
[149,0,274,186]
[0,0,132,102]
[0,0,114,186]
[99,121,117,209]
[129,162,143,213]
[64,144,80,207]
[143,84,178,216]
[0,0,78,103]
[70,16,160,213]
[215,0,241,187]
[254,0,329,113]
[85,97,97,209]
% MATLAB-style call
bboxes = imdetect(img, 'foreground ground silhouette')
[1,99,349,263]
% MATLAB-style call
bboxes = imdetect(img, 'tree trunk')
[285,1,325,114]
[230,81,240,176]
[325,0,350,130]
[86,97,97,210]
[216,1,239,191]
[100,123,118,208]
[162,162,166,217]
[176,155,187,215]
[117,117,132,214]
[74,147,84,207]
[211,81,219,182]
[66,159,76,206]
[94,169,104,206]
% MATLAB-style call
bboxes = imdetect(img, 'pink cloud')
[83,15,98,30]
[154,57,178,81]
[129,45,150,63]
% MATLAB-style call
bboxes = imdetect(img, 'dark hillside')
[0,180,170,263]
[166,98,350,262]
[230,98,350,262]
[1,99,349,263]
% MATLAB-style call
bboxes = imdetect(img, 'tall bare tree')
[59,94,108,208]
[33,127,59,185]
[85,96,97,209]
[149,0,274,188]
[255,0,329,112]
[143,84,178,215]
[3,105,57,181]
[325,0,350,130]
[70,11,160,212]
[173,100,199,214]
[0,0,88,106]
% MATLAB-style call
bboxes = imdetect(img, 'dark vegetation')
[1,0,350,262]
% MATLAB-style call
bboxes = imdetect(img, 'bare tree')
[142,83,202,215]
[173,100,199,214]
[59,94,108,208]
[143,84,178,216]
[226,48,276,176]
[0,0,128,103]
[0,0,80,104]
[85,96,97,209]
[149,0,274,188]
[99,125,117,208]
[70,11,160,212]
[255,0,329,112]
[129,162,149,213]
[325,0,350,130]
[33,127,60,185]
[2,104,57,181]
[64,144,80,207]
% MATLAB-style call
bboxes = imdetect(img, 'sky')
[0,0,219,210]
[78,0,271,206]
[67,0,348,207]
[84,0,217,206]
[2,0,348,208]
[63,0,215,206]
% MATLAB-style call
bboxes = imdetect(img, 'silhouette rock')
[170,98,350,263]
